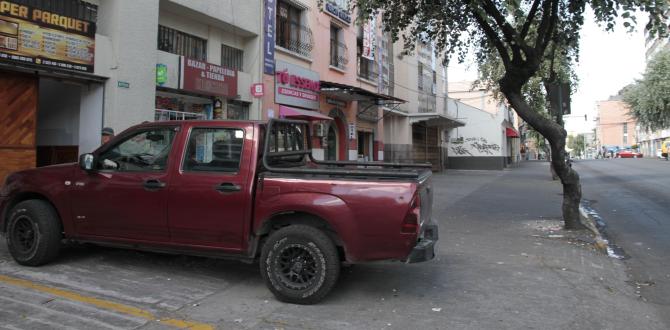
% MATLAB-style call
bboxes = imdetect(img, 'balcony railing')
[330,40,349,70]
[276,20,314,58]
[357,56,378,82]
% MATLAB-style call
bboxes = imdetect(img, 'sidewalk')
[430,160,665,329]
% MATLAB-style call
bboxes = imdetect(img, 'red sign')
[180,57,237,98]
[251,83,264,97]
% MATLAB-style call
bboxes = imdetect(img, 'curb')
[579,203,625,259]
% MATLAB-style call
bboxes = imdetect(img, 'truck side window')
[183,128,244,172]
[98,128,176,172]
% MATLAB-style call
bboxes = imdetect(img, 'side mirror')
[79,153,95,171]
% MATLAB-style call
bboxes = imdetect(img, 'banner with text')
[0,0,96,73]
[180,56,238,98]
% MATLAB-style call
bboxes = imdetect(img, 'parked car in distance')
[616,149,643,158]
[0,119,437,305]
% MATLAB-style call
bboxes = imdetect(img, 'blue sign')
[325,2,351,25]
[264,0,276,75]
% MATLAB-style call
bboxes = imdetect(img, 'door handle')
[215,182,241,193]
[143,179,166,190]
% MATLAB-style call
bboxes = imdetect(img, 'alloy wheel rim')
[12,216,36,253]
[276,244,318,290]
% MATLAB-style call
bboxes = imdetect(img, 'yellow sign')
[0,0,95,73]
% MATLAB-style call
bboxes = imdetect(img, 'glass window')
[221,44,243,71]
[183,128,244,172]
[157,25,207,61]
[227,101,250,120]
[98,128,176,172]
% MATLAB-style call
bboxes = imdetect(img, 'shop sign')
[348,123,356,139]
[362,17,376,61]
[324,1,351,25]
[117,81,130,89]
[0,0,95,73]
[251,83,264,97]
[275,60,320,110]
[263,0,276,75]
[156,64,168,86]
[180,56,238,98]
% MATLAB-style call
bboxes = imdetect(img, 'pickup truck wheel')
[260,225,340,305]
[6,200,62,266]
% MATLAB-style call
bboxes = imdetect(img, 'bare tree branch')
[468,4,511,68]
[520,0,542,39]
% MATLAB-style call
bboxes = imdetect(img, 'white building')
[445,98,521,170]
[0,0,262,181]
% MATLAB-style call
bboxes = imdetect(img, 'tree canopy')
[352,0,669,229]
[624,49,670,131]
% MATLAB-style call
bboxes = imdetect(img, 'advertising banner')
[275,60,320,110]
[180,56,238,98]
[0,0,95,73]
[263,0,276,75]
[362,17,375,61]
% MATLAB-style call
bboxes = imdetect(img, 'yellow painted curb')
[0,274,214,330]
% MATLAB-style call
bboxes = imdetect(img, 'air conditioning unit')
[313,123,326,137]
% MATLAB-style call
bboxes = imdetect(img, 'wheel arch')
[255,211,347,261]
[2,192,63,234]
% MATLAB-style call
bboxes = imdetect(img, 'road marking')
[0,274,214,330]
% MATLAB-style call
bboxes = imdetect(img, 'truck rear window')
[183,128,244,172]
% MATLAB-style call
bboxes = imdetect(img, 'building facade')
[0,0,263,181]
[260,0,396,162]
[595,96,637,150]
[383,38,464,171]
[637,21,670,157]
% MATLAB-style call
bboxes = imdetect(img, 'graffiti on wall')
[450,137,500,156]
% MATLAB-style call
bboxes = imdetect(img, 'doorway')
[326,123,338,160]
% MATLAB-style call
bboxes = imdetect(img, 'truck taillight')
[401,195,420,234]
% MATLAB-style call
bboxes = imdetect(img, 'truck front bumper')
[406,221,438,263]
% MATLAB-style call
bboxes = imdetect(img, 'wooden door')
[412,124,440,171]
[0,73,38,182]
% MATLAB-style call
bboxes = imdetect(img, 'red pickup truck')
[0,119,437,304]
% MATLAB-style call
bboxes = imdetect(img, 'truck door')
[167,125,253,251]
[71,127,177,241]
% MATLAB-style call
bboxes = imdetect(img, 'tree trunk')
[500,83,585,230]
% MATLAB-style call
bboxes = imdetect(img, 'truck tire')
[260,225,340,304]
[6,200,62,266]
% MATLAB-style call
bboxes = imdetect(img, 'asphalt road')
[576,158,670,322]
[0,162,665,329]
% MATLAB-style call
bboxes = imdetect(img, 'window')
[418,62,424,91]
[157,25,207,61]
[330,25,347,69]
[98,128,176,172]
[221,44,243,71]
[357,32,376,80]
[227,101,250,120]
[276,0,313,57]
[183,128,244,172]
[330,25,339,67]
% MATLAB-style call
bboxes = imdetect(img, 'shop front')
[320,80,404,162]
[269,60,334,159]
[0,0,103,181]
[155,53,245,122]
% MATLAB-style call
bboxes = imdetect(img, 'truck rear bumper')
[406,222,438,263]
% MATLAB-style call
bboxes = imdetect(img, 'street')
[576,157,670,324]
[0,162,665,329]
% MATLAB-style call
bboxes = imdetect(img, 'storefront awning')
[408,113,465,128]
[320,80,405,104]
[506,127,520,138]
[279,106,332,121]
